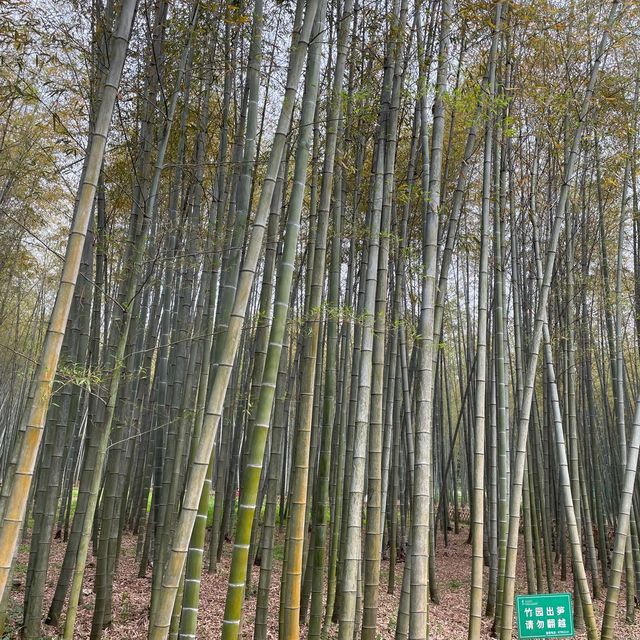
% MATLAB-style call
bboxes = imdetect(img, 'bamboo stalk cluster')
[1,1,640,639]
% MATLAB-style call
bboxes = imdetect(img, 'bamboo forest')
[3,0,640,638]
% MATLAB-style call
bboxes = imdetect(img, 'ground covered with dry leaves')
[6,528,640,639]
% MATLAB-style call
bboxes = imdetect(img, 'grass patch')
[448,578,462,589]
[273,543,285,562]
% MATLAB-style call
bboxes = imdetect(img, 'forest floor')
[6,527,640,639]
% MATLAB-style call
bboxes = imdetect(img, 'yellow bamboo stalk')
[0,0,137,601]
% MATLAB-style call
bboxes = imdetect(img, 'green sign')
[516,593,574,638]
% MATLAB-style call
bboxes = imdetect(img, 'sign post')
[515,593,574,638]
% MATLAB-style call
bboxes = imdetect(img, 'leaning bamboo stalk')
[0,0,137,602]
[63,13,197,636]
[147,2,320,636]
[220,6,323,635]
[498,3,621,636]
[601,393,640,635]
[531,217,597,637]
[542,320,598,639]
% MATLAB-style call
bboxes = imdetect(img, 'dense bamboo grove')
[2,0,640,638]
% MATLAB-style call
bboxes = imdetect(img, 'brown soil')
[6,529,640,639]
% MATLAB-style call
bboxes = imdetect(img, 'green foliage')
[273,543,285,562]
[119,591,131,623]
[56,362,102,392]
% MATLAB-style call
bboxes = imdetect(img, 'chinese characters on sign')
[515,593,574,638]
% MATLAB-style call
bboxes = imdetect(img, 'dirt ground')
[6,528,640,639]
